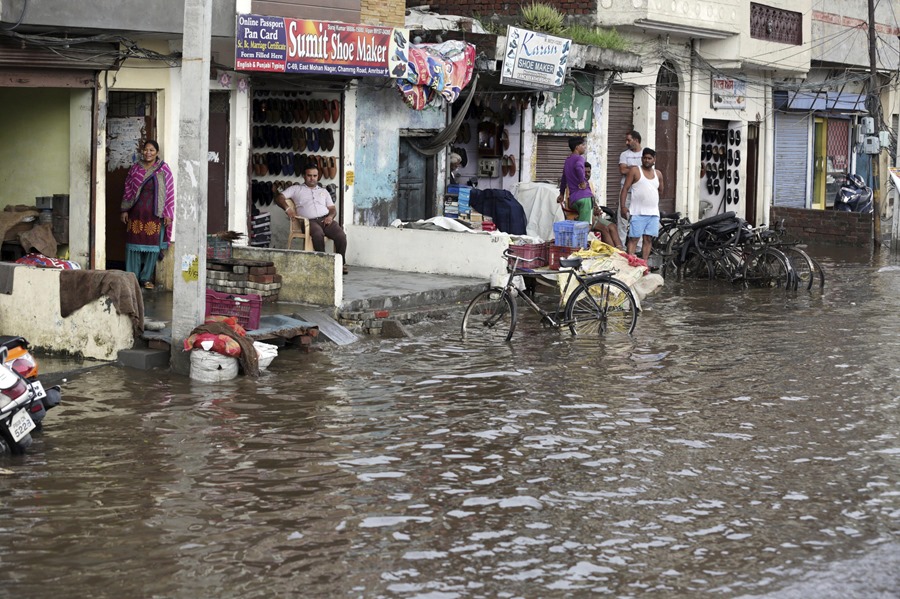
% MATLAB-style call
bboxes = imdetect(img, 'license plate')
[31,381,46,401]
[8,409,35,443]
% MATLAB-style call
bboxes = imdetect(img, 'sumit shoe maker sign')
[235,14,408,78]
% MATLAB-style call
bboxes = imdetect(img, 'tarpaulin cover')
[396,40,475,110]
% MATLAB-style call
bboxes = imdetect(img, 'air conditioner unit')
[864,136,880,154]
[861,116,875,134]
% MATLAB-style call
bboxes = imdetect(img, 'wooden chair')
[285,199,314,251]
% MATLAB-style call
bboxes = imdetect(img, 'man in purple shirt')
[556,136,593,222]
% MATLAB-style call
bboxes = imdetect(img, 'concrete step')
[118,348,170,370]
[339,280,488,313]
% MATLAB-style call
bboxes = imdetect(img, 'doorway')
[654,61,679,214]
[398,138,436,222]
[746,124,759,225]
[813,117,826,209]
[207,91,230,234]
[105,92,157,270]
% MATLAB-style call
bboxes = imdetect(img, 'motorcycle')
[0,336,61,431]
[833,173,873,213]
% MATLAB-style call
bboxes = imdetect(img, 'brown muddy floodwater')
[2,246,899,598]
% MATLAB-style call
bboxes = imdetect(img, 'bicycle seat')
[559,257,582,269]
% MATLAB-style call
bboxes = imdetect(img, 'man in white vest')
[620,147,664,261]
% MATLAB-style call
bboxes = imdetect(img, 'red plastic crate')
[548,244,580,270]
[507,242,548,269]
[205,289,261,330]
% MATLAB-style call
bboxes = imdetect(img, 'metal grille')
[751,3,802,45]
[826,119,849,171]
[108,92,152,118]
[535,135,573,184]
[210,91,229,114]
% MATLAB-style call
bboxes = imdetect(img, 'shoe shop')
[247,84,346,248]
[699,122,745,219]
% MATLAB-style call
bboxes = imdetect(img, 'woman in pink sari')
[120,140,175,289]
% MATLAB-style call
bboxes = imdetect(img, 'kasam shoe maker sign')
[236,14,408,78]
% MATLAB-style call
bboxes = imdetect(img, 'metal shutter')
[773,111,810,208]
[605,85,635,210]
[535,135,574,184]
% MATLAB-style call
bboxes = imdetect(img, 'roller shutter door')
[774,112,809,208]
[535,135,575,184]
[605,85,635,210]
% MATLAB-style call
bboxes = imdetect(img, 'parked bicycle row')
[651,211,826,290]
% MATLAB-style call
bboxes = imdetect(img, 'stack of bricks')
[206,258,282,302]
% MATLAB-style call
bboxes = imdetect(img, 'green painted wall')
[533,73,594,133]
[0,88,71,207]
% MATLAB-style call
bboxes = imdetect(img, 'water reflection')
[1,247,899,597]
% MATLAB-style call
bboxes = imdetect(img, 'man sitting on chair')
[275,162,349,274]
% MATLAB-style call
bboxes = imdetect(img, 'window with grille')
[107,92,153,118]
[750,3,802,45]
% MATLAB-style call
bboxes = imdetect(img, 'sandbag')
[190,349,238,383]
[253,341,279,371]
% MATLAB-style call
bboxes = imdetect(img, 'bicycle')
[460,249,639,342]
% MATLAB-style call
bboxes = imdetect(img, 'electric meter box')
[879,130,890,148]
[864,136,880,154]
[861,116,875,134]
[478,158,499,178]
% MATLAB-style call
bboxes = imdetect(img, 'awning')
[775,90,867,113]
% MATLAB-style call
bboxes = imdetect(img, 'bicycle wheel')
[679,250,713,280]
[564,277,637,336]
[809,255,826,289]
[710,247,744,283]
[782,247,814,291]
[660,228,686,279]
[461,288,516,342]
[742,248,793,289]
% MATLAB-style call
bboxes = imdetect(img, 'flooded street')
[3,247,900,598]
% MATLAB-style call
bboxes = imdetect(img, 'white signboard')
[501,26,570,91]
[711,76,747,110]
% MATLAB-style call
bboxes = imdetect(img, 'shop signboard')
[235,14,408,78]
[711,76,747,110]
[500,26,570,91]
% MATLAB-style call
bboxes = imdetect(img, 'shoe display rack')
[250,90,342,211]
[449,92,528,191]
[699,125,742,214]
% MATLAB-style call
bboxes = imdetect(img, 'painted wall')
[0,267,134,360]
[232,245,342,307]
[345,224,507,279]
[353,85,445,226]
[0,89,70,207]
[812,0,900,69]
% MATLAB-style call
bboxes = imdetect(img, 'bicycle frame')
[502,250,612,329]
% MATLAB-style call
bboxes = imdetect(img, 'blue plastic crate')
[553,220,590,248]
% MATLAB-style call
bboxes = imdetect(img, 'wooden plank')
[292,310,359,345]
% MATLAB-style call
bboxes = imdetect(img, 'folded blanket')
[59,270,144,336]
